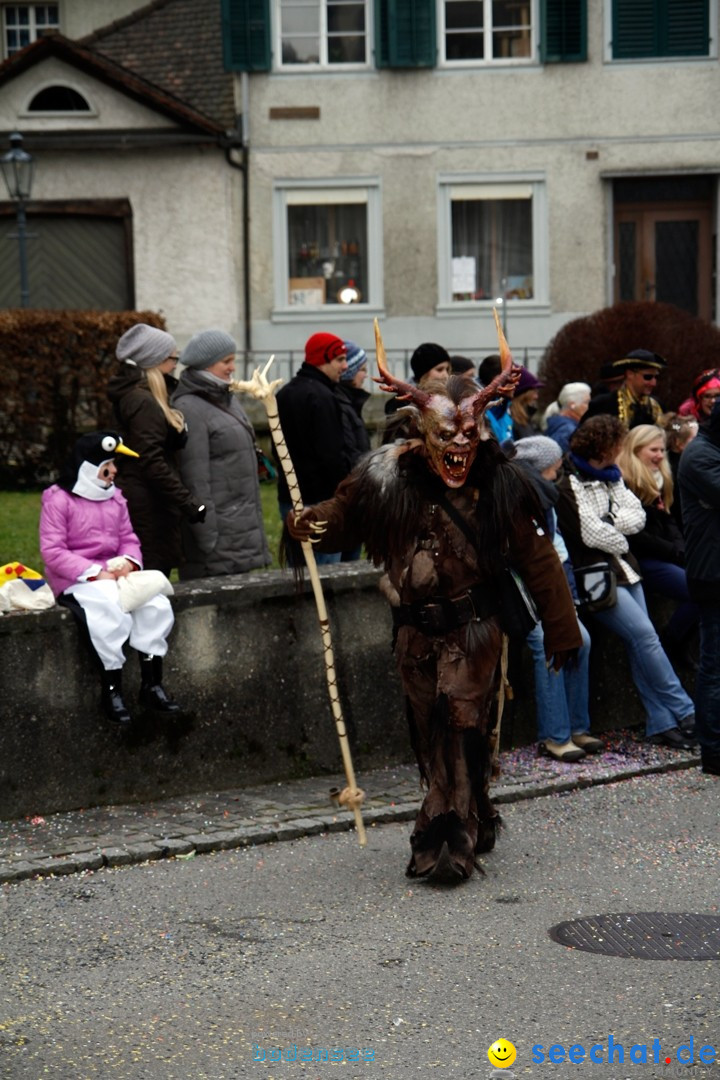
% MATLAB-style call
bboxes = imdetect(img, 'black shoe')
[100,671,132,727]
[679,714,697,738]
[701,756,720,776]
[647,727,697,751]
[139,654,182,714]
[139,682,182,714]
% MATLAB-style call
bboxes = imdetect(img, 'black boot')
[138,655,181,713]
[101,669,132,726]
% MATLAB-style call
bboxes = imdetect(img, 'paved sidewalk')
[0,730,701,884]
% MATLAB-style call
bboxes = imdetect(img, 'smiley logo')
[487,1039,517,1069]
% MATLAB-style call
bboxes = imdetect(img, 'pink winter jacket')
[40,485,143,597]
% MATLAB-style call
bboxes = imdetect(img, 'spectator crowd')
[36,323,720,782]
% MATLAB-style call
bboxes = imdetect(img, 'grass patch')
[0,480,285,573]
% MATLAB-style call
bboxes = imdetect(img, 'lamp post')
[1,132,34,308]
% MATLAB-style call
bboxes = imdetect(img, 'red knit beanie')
[305,332,346,367]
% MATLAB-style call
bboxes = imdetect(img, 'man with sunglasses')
[585,348,665,429]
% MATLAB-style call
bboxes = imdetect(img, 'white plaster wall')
[26,143,243,344]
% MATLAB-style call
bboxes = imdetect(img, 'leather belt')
[392,585,497,636]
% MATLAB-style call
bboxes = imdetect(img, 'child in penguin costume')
[40,431,182,726]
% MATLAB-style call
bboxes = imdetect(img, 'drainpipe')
[224,71,251,359]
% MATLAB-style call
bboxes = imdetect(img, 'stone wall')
[0,564,690,820]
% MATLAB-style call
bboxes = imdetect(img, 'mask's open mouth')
[442,449,470,484]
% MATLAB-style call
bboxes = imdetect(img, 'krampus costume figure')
[288,322,581,882]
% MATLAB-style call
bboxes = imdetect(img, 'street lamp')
[1,132,34,307]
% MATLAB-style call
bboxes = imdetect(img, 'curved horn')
[463,307,521,421]
[373,318,432,409]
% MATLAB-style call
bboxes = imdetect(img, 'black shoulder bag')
[435,493,539,639]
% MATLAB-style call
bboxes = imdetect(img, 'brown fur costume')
[290,378,581,881]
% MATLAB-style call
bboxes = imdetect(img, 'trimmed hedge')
[539,301,720,414]
[0,309,166,488]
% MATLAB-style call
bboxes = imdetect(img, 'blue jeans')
[527,618,592,743]
[278,500,342,565]
[589,582,694,737]
[695,603,720,758]
[639,558,700,643]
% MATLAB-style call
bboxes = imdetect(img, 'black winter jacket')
[627,500,685,566]
[275,364,352,505]
[678,413,720,601]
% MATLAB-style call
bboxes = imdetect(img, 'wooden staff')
[231,358,367,847]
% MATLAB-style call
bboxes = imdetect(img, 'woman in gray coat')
[172,329,270,579]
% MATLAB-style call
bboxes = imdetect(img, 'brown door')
[615,203,712,320]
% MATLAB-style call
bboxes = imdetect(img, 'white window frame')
[603,0,718,63]
[272,177,384,319]
[439,0,538,67]
[436,172,548,311]
[2,3,60,59]
[275,0,372,72]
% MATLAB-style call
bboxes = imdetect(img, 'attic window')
[28,86,91,111]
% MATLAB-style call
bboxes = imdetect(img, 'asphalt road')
[2,768,719,1080]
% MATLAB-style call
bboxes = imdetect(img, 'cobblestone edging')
[0,752,700,885]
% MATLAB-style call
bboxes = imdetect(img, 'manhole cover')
[549,913,720,960]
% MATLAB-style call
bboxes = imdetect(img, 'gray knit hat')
[180,329,237,370]
[116,323,177,370]
[513,435,563,472]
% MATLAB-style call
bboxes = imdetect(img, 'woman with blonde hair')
[108,323,206,574]
[618,424,699,668]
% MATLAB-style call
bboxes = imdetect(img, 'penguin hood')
[57,431,138,501]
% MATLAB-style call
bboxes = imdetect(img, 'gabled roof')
[81,0,235,131]
[0,31,226,137]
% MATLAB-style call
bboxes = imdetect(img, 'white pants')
[65,579,174,671]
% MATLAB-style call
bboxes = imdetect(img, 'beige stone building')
[1,0,718,370]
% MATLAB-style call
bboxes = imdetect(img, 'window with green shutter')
[221,0,271,71]
[375,0,436,68]
[612,0,710,59]
[540,0,586,63]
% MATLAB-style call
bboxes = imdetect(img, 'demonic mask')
[373,311,520,489]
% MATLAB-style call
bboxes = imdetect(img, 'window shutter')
[665,0,708,56]
[221,0,271,72]
[540,0,587,62]
[612,0,656,59]
[375,0,436,68]
[612,0,709,60]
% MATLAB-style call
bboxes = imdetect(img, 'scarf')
[569,452,622,484]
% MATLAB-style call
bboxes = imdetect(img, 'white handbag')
[114,570,174,613]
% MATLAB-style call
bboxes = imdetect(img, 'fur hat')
[410,343,451,381]
[305,332,346,367]
[180,329,237,370]
[340,341,367,381]
[513,435,563,472]
[116,324,177,370]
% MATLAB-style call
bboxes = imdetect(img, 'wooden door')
[614,203,712,320]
